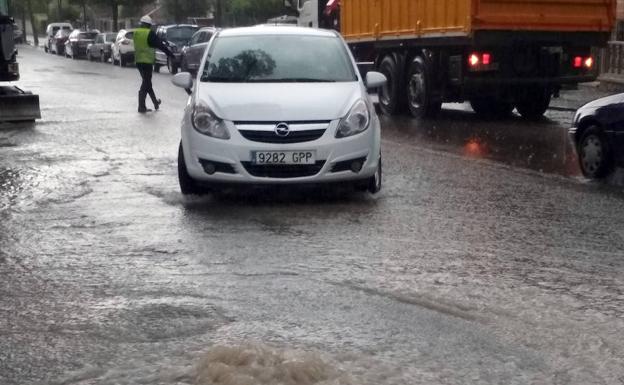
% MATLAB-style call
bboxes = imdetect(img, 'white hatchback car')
[172,26,386,195]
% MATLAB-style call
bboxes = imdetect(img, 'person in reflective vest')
[134,15,173,113]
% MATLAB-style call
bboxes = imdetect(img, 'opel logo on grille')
[274,122,290,137]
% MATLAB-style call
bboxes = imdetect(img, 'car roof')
[218,26,337,38]
[160,24,199,29]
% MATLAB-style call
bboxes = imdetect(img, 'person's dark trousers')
[136,63,159,112]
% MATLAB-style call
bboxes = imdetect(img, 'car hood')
[580,93,624,110]
[197,82,363,122]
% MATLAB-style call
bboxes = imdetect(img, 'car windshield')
[79,32,97,40]
[166,27,198,44]
[201,34,357,83]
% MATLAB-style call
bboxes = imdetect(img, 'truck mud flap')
[0,86,41,122]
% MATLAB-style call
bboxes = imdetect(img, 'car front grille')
[241,161,326,178]
[239,129,325,144]
[235,121,330,144]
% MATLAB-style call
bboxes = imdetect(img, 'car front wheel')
[578,126,614,180]
[178,143,204,195]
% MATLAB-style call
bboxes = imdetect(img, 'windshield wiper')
[248,78,337,83]
[202,76,245,83]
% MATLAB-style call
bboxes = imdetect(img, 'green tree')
[162,0,211,24]
[224,0,285,27]
[89,0,152,31]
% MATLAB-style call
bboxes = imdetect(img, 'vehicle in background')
[267,15,298,25]
[65,29,98,59]
[180,27,216,74]
[12,24,23,43]
[87,32,116,62]
[154,24,199,74]
[50,28,70,55]
[0,0,41,122]
[287,0,615,120]
[111,29,134,67]
[44,22,72,53]
[570,94,624,180]
[172,26,386,196]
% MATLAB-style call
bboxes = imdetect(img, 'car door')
[93,35,103,57]
[190,31,212,71]
[185,31,202,69]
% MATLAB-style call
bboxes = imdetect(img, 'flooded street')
[2,46,624,385]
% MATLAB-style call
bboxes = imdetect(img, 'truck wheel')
[578,125,613,179]
[178,143,204,195]
[516,86,551,120]
[378,55,405,115]
[470,97,514,118]
[120,54,126,67]
[406,56,441,118]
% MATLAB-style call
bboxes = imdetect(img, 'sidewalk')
[550,82,615,112]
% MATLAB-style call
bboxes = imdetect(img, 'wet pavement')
[1,46,624,385]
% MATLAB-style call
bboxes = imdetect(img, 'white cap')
[140,15,153,25]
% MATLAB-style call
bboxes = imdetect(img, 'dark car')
[154,24,199,74]
[570,94,624,179]
[65,30,98,59]
[180,27,216,74]
[50,29,70,55]
[87,32,116,62]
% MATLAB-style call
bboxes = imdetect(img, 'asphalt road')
[1,46,624,385]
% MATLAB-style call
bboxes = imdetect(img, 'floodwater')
[1,46,624,385]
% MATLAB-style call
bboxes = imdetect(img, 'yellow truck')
[287,0,616,119]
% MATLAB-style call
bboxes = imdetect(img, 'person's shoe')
[154,99,162,110]
[138,108,152,114]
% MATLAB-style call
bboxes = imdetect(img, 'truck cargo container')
[288,0,616,119]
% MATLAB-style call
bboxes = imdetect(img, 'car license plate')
[252,151,316,165]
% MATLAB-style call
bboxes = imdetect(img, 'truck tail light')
[469,53,480,67]
[573,56,583,68]
[573,56,593,69]
[468,52,493,70]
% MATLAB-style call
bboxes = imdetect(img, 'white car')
[111,29,134,67]
[171,26,386,195]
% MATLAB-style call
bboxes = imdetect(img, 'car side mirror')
[172,72,193,95]
[365,71,387,90]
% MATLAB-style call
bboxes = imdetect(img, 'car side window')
[203,32,213,43]
[190,32,200,46]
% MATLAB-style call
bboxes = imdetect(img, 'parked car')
[50,28,70,55]
[171,26,386,195]
[180,27,216,74]
[111,29,135,67]
[44,22,72,53]
[13,24,24,44]
[87,32,116,62]
[570,93,624,179]
[65,30,99,59]
[154,24,199,74]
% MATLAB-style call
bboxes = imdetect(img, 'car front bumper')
[181,118,381,185]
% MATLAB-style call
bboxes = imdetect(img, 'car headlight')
[336,99,370,138]
[191,100,230,139]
